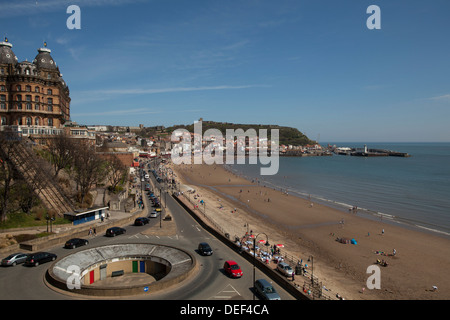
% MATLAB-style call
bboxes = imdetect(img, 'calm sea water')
[227,143,450,237]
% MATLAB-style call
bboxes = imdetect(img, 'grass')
[0,211,71,230]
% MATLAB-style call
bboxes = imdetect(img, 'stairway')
[1,137,75,217]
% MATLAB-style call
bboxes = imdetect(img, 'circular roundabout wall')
[45,243,197,297]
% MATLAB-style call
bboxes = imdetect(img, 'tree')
[46,132,75,178]
[105,155,128,192]
[71,141,105,206]
[0,131,21,222]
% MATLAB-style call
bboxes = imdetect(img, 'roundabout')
[45,243,197,297]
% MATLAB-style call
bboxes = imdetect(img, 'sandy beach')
[165,161,450,300]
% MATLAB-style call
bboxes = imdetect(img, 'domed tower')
[0,38,18,65]
[33,44,57,71]
[0,38,18,127]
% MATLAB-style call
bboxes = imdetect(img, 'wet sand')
[169,162,450,300]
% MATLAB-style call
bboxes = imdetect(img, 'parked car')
[105,227,126,237]
[134,217,150,226]
[254,279,281,300]
[1,252,28,266]
[223,260,243,278]
[64,238,89,249]
[198,242,213,256]
[149,211,158,218]
[277,262,294,277]
[25,252,57,267]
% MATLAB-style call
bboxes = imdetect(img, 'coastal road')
[0,175,295,300]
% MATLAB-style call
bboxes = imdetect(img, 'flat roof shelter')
[64,206,109,225]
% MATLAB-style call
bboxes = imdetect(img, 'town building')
[0,39,70,143]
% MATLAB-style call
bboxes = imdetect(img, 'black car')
[105,227,126,237]
[64,238,89,249]
[25,252,57,267]
[198,242,213,256]
[134,217,150,226]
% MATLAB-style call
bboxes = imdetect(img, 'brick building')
[0,39,71,139]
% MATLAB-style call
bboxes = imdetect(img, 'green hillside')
[164,121,315,146]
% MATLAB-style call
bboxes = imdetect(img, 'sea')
[227,142,450,238]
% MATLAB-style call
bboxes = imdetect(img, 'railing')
[177,189,336,300]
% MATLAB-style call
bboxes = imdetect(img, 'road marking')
[209,284,241,300]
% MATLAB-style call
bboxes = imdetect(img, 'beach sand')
[167,161,450,300]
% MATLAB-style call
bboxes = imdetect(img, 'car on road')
[105,227,126,237]
[25,252,57,267]
[134,217,150,226]
[276,262,294,277]
[149,211,158,218]
[1,252,28,266]
[254,279,281,300]
[223,260,243,278]
[198,242,213,256]
[64,238,89,249]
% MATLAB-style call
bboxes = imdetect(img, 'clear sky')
[1,0,449,142]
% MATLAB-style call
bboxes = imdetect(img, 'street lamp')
[308,255,314,285]
[252,233,270,300]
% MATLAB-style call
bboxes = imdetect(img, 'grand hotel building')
[0,39,70,138]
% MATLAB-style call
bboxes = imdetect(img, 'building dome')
[0,40,18,65]
[33,46,57,70]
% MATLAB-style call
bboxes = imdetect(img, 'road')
[0,165,296,300]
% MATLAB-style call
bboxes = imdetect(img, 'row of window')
[1,116,54,126]
[0,85,55,95]
[1,94,54,103]
[0,68,53,79]
[0,102,55,111]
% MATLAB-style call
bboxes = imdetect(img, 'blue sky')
[1,0,449,142]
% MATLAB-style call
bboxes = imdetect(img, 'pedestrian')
[88,227,92,237]
[292,272,295,282]
[93,228,96,236]
[382,229,385,235]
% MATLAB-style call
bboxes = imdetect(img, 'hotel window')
[47,97,53,104]
[26,85,31,92]
[26,117,32,126]
[25,69,30,75]
[16,85,21,91]
[35,86,39,93]
[35,103,39,110]
[17,103,22,110]
[48,118,53,126]
[26,95,32,102]
[0,94,5,102]
[0,85,5,91]
[35,96,39,102]
[16,95,22,101]
[47,89,52,95]
[1,117,6,125]
[0,103,5,110]
[26,103,32,110]
[47,105,53,112]
[18,117,22,125]
[35,118,39,126]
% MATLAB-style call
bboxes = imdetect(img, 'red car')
[223,260,243,278]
